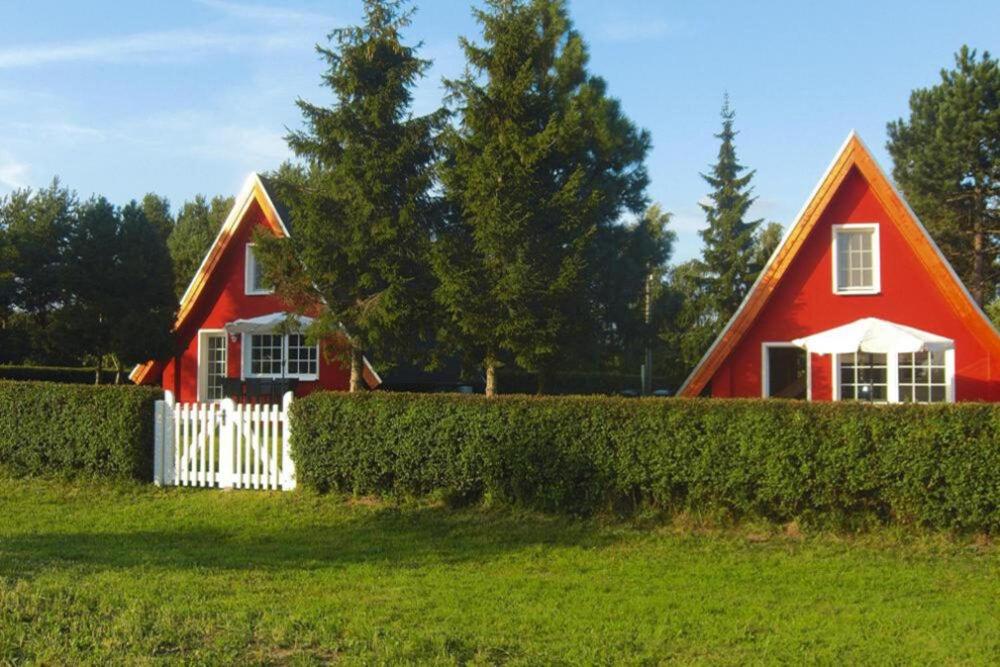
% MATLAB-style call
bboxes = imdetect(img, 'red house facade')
[131,174,380,402]
[678,133,1000,403]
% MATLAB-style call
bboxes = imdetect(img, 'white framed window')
[898,351,949,403]
[832,223,880,295]
[243,333,319,381]
[833,349,954,404]
[836,352,888,402]
[245,243,274,295]
[286,334,319,377]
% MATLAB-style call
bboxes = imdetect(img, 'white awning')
[792,317,953,355]
[224,312,314,336]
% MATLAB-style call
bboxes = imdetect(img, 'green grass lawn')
[2,477,999,665]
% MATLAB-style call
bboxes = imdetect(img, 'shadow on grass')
[0,503,622,577]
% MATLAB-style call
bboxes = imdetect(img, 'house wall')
[160,199,351,402]
[709,166,999,401]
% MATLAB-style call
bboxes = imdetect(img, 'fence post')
[153,399,164,485]
[219,398,236,489]
[281,391,296,490]
[162,391,175,485]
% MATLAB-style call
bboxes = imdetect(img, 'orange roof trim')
[677,131,1000,397]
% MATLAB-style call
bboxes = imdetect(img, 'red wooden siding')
[704,164,999,401]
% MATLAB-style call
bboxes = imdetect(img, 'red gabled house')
[678,132,1000,403]
[131,173,381,402]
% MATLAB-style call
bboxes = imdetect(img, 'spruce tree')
[167,194,233,299]
[887,46,1000,305]
[698,95,763,317]
[140,193,173,244]
[436,0,650,395]
[254,0,442,391]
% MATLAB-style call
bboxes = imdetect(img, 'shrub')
[291,393,1000,531]
[496,370,670,395]
[0,365,128,385]
[0,380,161,480]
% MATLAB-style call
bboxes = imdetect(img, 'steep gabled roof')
[131,173,382,388]
[677,131,1000,397]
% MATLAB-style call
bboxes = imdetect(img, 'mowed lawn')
[2,476,999,665]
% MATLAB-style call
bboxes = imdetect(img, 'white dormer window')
[245,243,274,295]
[832,223,880,295]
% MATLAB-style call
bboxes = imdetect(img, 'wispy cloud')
[195,0,334,26]
[600,18,677,43]
[0,26,308,69]
[0,152,29,190]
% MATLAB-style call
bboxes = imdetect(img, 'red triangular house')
[131,173,381,402]
[678,132,1000,402]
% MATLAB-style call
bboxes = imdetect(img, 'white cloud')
[600,18,676,43]
[195,0,334,26]
[0,27,306,69]
[0,153,29,190]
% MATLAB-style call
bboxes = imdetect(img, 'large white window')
[832,224,880,295]
[245,243,274,295]
[837,352,888,402]
[834,349,954,404]
[244,333,318,380]
[898,351,948,403]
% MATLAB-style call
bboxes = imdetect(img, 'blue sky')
[1,1,997,262]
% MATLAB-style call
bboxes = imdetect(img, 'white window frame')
[761,342,812,401]
[831,349,955,404]
[197,329,228,402]
[831,223,881,296]
[241,332,319,382]
[244,243,275,296]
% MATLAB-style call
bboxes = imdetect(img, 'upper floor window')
[832,223,880,295]
[245,243,274,295]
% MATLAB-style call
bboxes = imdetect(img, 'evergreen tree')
[55,198,175,381]
[887,46,1000,305]
[254,0,443,391]
[167,194,233,299]
[436,0,650,395]
[0,180,75,362]
[697,95,763,317]
[141,193,173,244]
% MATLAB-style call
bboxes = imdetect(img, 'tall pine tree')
[435,0,649,395]
[254,0,442,391]
[167,194,233,299]
[698,95,763,318]
[887,46,1000,305]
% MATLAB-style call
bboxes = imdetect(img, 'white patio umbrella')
[224,311,314,336]
[791,317,953,355]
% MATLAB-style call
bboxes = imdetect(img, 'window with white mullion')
[833,224,879,294]
[249,333,284,376]
[898,351,949,403]
[245,333,319,380]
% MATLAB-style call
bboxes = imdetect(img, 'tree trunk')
[973,226,985,305]
[349,347,364,393]
[484,358,497,398]
[536,368,550,395]
[113,356,122,385]
[94,359,102,386]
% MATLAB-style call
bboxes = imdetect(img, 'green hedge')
[0,365,128,385]
[0,381,161,480]
[291,393,1000,531]
[496,370,670,395]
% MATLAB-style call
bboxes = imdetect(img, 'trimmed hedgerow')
[291,392,1000,531]
[0,380,162,480]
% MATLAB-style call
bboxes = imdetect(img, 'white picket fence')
[153,392,296,490]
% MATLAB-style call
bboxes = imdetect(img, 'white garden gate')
[153,392,296,490]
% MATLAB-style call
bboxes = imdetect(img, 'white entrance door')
[198,330,228,402]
